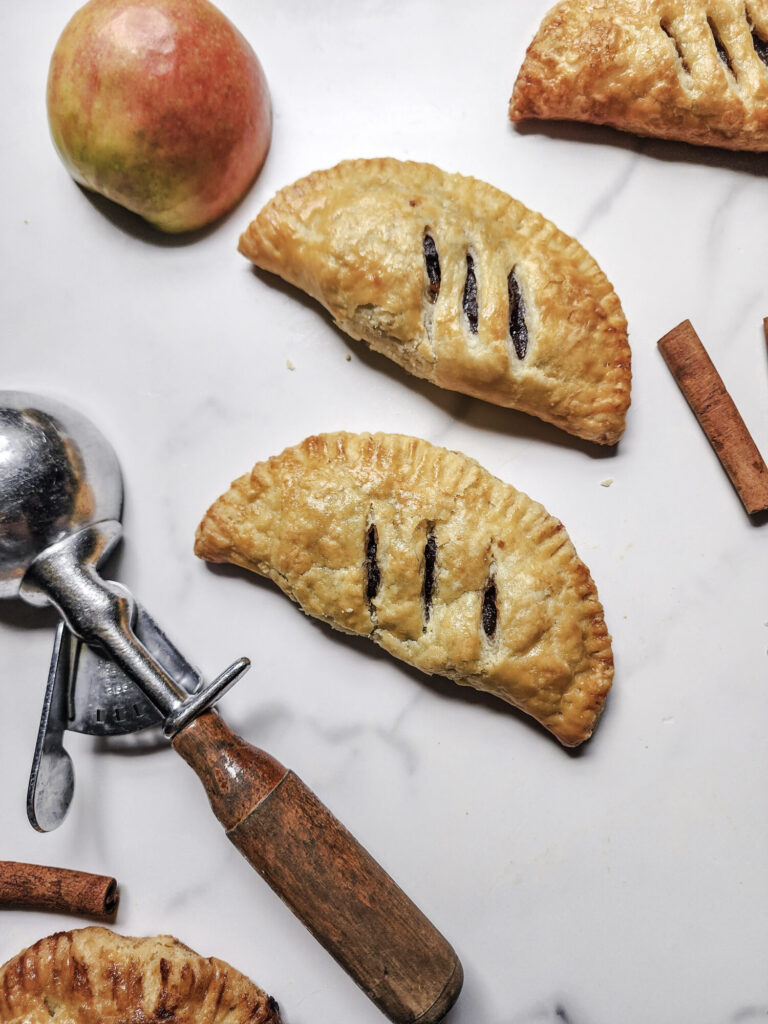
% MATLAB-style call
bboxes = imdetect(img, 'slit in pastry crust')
[195,432,614,747]
[238,158,630,446]
[509,0,768,151]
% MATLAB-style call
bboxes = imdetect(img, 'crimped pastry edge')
[238,157,631,446]
[509,0,768,151]
[195,432,614,746]
[0,926,281,1024]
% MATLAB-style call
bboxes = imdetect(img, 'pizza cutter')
[0,391,463,1024]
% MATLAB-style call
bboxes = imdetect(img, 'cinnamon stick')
[0,862,119,919]
[658,320,768,515]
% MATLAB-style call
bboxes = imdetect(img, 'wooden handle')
[0,861,118,919]
[173,711,462,1024]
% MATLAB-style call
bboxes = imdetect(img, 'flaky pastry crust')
[0,927,281,1024]
[510,0,768,150]
[238,158,630,446]
[195,433,613,746]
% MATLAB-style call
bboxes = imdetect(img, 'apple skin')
[47,0,272,233]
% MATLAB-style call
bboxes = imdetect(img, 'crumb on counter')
[286,359,295,371]
[345,353,352,361]
[600,478,613,488]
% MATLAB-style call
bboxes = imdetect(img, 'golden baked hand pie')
[238,158,630,446]
[0,927,281,1024]
[195,432,613,746]
[510,0,768,151]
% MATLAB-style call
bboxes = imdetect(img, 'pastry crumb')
[345,353,352,361]
[600,478,613,488]
[286,359,295,371]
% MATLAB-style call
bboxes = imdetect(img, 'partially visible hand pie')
[195,432,614,746]
[510,0,768,151]
[0,927,282,1024]
[238,158,630,446]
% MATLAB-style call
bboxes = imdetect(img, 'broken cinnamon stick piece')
[0,861,119,920]
[658,320,768,515]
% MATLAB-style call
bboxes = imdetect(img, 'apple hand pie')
[195,432,613,747]
[0,927,282,1024]
[510,0,768,151]
[238,158,630,446]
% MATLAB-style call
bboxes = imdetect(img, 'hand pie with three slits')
[238,158,630,446]
[510,0,768,151]
[195,433,614,747]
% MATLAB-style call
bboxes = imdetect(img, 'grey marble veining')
[1,1,768,1023]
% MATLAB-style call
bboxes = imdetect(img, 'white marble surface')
[2,2,768,1022]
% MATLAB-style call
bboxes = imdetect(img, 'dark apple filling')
[462,254,479,334]
[750,23,768,65]
[422,532,437,624]
[508,269,528,359]
[660,20,691,73]
[423,233,441,302]
[482,579,498,638]
[708,17,735,74]
[365,524,381,604]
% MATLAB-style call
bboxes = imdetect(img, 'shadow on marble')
[0,599,60,631]
[74,152,270,246]
[511,119,768,178]
[93,731,169,756]
[247,266,622,462]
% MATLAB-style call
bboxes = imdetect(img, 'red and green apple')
[47,0,272,233]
